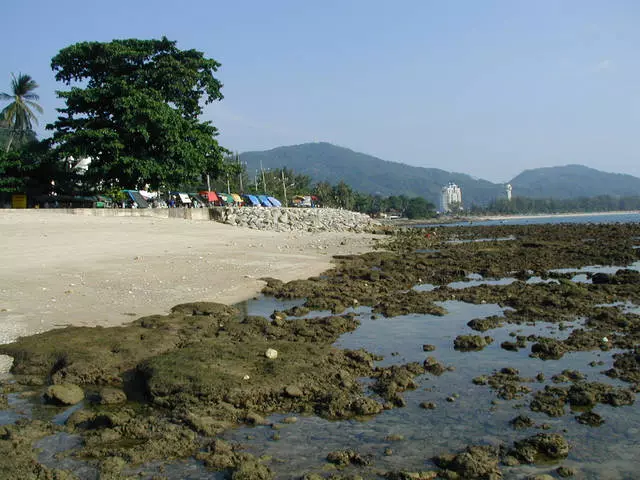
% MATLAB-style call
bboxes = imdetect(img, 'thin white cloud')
[593,59,611,72]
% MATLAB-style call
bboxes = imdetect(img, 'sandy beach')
[0,211,377,345]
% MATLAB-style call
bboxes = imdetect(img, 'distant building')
[441,182,462,213]
[505,183,512,201]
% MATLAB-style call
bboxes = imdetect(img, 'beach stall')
[217,192,235,206]
[123,190,149,208]
[267,196,282,207]
[199,191,221,206]
[177,193,191,206]
[231,193,244,206]
[243,194,260,206]
[257,195,273,207]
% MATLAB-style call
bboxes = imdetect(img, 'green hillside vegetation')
[472,195,640,216]
[511,164,640,199]
[241,142,503,207]
[241,143,640,207]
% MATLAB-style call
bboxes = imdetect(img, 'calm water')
[421,211,640,228]
[2,287,638,479]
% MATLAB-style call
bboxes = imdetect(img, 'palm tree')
[1,73,43,152]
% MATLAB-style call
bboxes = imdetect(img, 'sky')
[3,0,640,182]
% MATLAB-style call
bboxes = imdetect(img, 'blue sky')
[3,0,639,182]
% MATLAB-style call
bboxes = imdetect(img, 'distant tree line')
[468,196,640,215]
[207,163,437,218]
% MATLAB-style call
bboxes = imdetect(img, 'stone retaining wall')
[209,206,379,232]
[3,207,379,232]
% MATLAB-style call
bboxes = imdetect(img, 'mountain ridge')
[240,142,640,206]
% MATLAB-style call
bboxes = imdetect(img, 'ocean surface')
[420,211,640,228]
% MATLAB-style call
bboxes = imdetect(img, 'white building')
[505,183,512,201]
[441,182,462,213]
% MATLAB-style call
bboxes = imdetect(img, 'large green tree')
[1,73,43,152]
[48,37,227,190]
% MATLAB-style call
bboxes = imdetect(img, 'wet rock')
[472,376,488,385]
[282,416,298,424]
[232,459,273,480]
[265,348,278,359]
[530,387,567,417]
[171,302,239,317]
[419,402,436,410]
[531,339,566,360]
[422,344,436,352]
[385,434,404,441]
[96,387,127,405]
[433,445,501,479]
[510,415,534,430]
[486,369,533,400]
[556,466,576,477]
[422,357,447,376]
[575,411,604,426]
[453,335,494,351]
[467,316,503,332]
[326,449,372,466]
[500,341,520,352]
[385,471,438,480]
[512,433,570,464]
[284,385,303,398]
[373,363,424,401]
[43,383,84,405]
[246,412,267,425]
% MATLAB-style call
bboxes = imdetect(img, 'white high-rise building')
[441,182,462,213]
[505,184,512,201]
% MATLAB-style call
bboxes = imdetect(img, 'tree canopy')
[1,73,42,152]
[48,37,227,190]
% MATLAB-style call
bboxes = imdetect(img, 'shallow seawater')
[217,299,640,479]
[7,294,640,479]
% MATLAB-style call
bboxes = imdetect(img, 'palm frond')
[25,99,44,114]
[1,73,42,131]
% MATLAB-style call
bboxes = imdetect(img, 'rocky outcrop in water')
[210,206,379,232]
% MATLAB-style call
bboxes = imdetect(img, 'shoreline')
[0,211,377,347]
[381,210,640,226]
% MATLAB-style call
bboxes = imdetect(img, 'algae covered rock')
[512,433,570,464]
[454,335,494,351]
[232,459,273,480]
[44,383,84,405]
[433,445,501,479]
[326,448,372,467]
[96,387,127,405]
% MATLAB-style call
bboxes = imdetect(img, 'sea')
[420,211,640,228]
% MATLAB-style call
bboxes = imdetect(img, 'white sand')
[0,211,377,347]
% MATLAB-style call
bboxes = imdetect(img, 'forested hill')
[510,164,640,199]
[240,142,503,206]
[240,143,640,206]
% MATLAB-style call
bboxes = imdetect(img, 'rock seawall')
[209,207,379,232]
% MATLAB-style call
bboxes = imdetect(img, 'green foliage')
[0,73,43,152]
[0,139,61,194]
[0,127,37,153]
[405,197,437,219]
[48,37,227,190]
[511,165,640,199]
[471,195,640,215]
[240,142,504,206]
